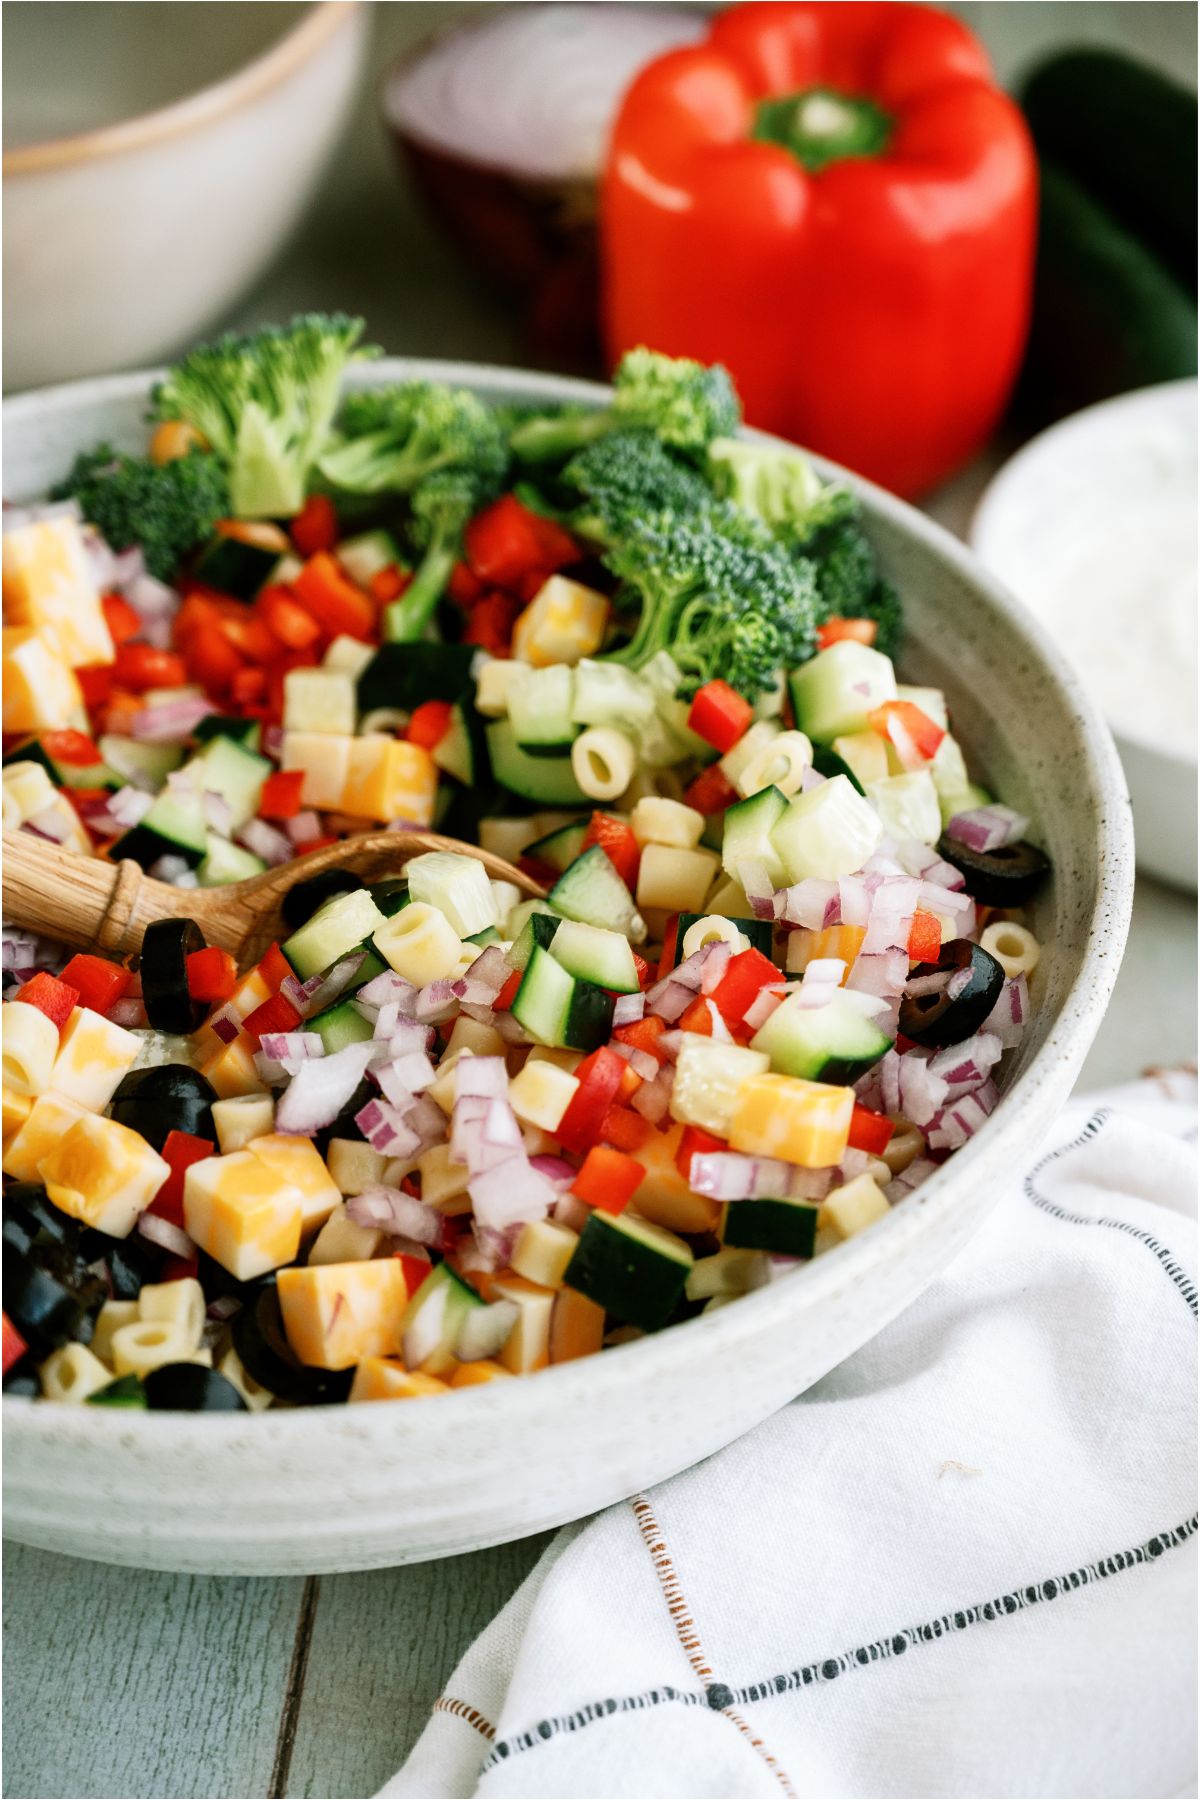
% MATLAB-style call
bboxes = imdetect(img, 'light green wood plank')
[285,1536,552,1800]
[2,1544,303,1800]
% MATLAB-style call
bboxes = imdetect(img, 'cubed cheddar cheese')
[2,1091,88,1180]
[821,1173,890,1241]
[2,999,61,1097]
[512,575,608,667]
[246,1134,340,1236]
[348,1358,449,1402]
[183,1150,303,1281]
[307,1202,384,1266]
[2,1085,33,1146]
[341,735,437,824]
[277,1259,409,1370]
[280,731,353,811]
[50,1007,141,1111]
[490,1273,555,1374]
[195,969,271,1060]
[199,1033,269,1099]
[2,627,85,734]
[549,1286,606,1363]
[415,1141,471,1214]
[728,1073,854,1169]
[449,1359,514,1387]
[212,1094,275,1154]
[507,1060,579,1133]
[628,1121,722,1236]
[2,516,114,668]
[40,1113,170,1238]
[511,1218,578,1289]
[282,667,356,736]
[3,759,57,828]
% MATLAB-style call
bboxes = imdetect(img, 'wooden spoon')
[2,829,545,970]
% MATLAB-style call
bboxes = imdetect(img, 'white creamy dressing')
[976,384,1197,757]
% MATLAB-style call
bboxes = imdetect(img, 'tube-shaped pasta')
[138,1278,205,1352]
[981,920,1041,980]
[735,729,814,799]
[373,902,462,986]
[882,1119,924,1177]
[39,1343,113,1404]
[571,728,636,801]
[109,1320,197,1379]
[1,1000,60,1097]
[680,915,750,960]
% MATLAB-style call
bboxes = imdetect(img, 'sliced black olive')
[3,1364,41,1398]
[141,918,208,1034]
[76,1229,165,1302]
[936,832,1050,907]
[87,1374,148,1409]
[232,1280,352,1406]
[143,1364,248,1412]
[3,1184,85,1262]
[109,1063,218,1150]
[368,877,411,919]
[811,744,866,796]
[899,938,1005,1048]
[282,870,365,933]
[3,1242,105,1357]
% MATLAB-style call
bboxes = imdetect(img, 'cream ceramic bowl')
[3,2,368,391]
[1,362,1134,1574]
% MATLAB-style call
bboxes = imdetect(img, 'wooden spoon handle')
[1,832,198,959]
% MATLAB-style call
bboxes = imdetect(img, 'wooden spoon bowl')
[2,829,546,970]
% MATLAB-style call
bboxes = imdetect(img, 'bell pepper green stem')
[753,87,893,173]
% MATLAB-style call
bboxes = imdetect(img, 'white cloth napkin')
[383,1075,1198,1800]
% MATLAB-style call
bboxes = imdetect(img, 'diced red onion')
[462,945,509,1000]
[284,950,368,1021]
[286,810,323,845]
[109,998,148,1029]
[124,571,179,618]
[698,941,733,995]
[611,1041,659,1083]
[690,1151,792,1201]
[905,968,953,998]
[612,992,645,1027]
[927,1033,1002,1100]
[742,983,786,1031]
[896,1051,948,1128]
[347,1186,443,1246]
[838,874,870,927]
[137,1214,195,1258]
[845,948,908,998]
[406,1093,448,1149]
[105,786,155,829]
[552,1190,590,1231]
[630,1064,673,1122]
[261,724,284,760]
[110,543,146,588]
[920,858,967,893]
[884,1155,940,1202]
[947,805,1029,854]
[22,807,71,844]
[926,1084,996,1151]
[646,977,692,1023]
[415,979,459,1023]
[379,1051,437,1104]
[1,930,39,972]
[455,1055,509,1100]
[782,878,840,930]
[259,1030,323,1063]
[275,1039,375,1135]
[202,790,234,837]
[209,1007,240,1045]
[355,1097,422,1156]
[358,969,419,1013]
[147,853,191,884]
[206,1294,242,1323]
[982,974,1028,1050]
[530,1153,576,1188]
[800,763,827,792]
[236,817,293,867]
[787,1165,835,1201]
[468,1155,556,1234]
[130,696,216,744]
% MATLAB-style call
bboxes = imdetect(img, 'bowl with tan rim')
[1,359,1134,1573]
[3,2,368,391]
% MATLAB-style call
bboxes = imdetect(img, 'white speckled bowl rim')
[2,365,1134,1513]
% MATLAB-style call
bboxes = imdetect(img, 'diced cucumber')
[750,986,893,1083]
[190,715,262,752]
[507,909,559,972]
[197,839,267,887]
[564,1210,693,1331]
[406,851,498,938]
[356,643,475,716]
[672,912,772,966]
[721,784,788,888]
[570,660,656,731]
[550,920,640,993]
[309,997,375,1053]
[465,926,502,949]
[769,777,883,882]
[508,664,578,757]
[721,1195,819,1257]
[549,845,637,937]
[401,1263,483,1376]
[486,720,588,807]
[337,530,404,588]
[3,736,119,792]
[789,642,897,743]
[194,534,282,601]
[431,699,483,787]
[523,820,589,873]
[865,771,942,845]
[815,741,872,794]
[190,734,271,830]
[368,877,411,919]
[511,945,614,1051]
[282,888,387,980]
[113,787,208,869]
[100,735,185,788]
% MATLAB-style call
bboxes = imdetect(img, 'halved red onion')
[612,992,645,1027]
[347,1186,443,1246]
[275,1039,376,1135]
[137,1214,196,1258]
[946,805,1029,853]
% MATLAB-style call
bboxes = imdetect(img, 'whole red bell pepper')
[602,2,1036,497]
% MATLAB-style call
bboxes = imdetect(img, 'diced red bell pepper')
[518,855,560,889]
[817,617,878,651]
[257,943,293,994]
[290,492,338,557]
[58,953,132,1017]
[616,1061,643,1103]
[447,560,485,607]
[14,971,79,1030]
[259,769,306,820]
[572,1143,645,1215]
[679,996,718,1036]
[687,679,754,754]
[230,666,267,709]
[41,729,101,767]
[258,585,323,652]
[463,591,522,655]
[291,552,375,641]
[908,910,943,965]
[613,1015,668,1062]
[178,615,245,695]
[218,610,278,666]
[2,1313,28,1376]
[847,1104,895,1157]
[631,950,654,990]
[709,946,780,1028]
[868,700,946,765]
[77,663,115,712]
[554,1045,626,1156]
[101,592,143,647]
[396,1252,434,1299]
[493,970,522,1012]
[600,1104,653,1153]
[243,990,302,1043]
[113,643,189,693]
[186,946,238,1006]
[160,1253,200,1283]
[369,566,409,605]
[682,762,739,817]
[675,1124,727,1183]
[464,494,580,589]
[406,700,454,752]
[580,812,640,892]
[656,914,680,982]
[147,1129,213,1227]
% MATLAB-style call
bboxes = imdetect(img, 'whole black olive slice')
[143,1364,248,1412]
[232,1280,352,1406]
[936,833,1050,907]
[109,1063,218,1151]
[899,938,1005,1048]
[282,869,365,933]
[141,918,208,1034]
[3,1242,106,1357]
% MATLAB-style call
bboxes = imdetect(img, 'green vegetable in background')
[1018,49,1197,425]
[52,443,228,582]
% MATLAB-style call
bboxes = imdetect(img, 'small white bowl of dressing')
[973,381,1197,891]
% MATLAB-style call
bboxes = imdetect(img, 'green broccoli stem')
[508,409,612,466]
[382,538,456,643]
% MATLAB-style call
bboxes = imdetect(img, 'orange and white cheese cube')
[2,628,85,734]
[2,1086,33,1147]
[198,1033,269,1099]
[728,1073,854,1169]
[2,1091,88,1180]
[341,735,437,824]
[40,1114,170,1238]
[512,575,608,667]
[276,1259,409,1370]
[183,1150,303,1281]
[51,1007,141,1111]
[2,516,114,668]
[490,1273,555,1374]
[348,1358,449,1401]
[246,1134,340,1236]
[280,731,353,812]
[2,999,61,1096]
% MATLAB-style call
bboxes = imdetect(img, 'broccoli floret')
[383,466,499,644]
[152,313,373,520]
[319,381,507,497]
[508,349,741,466]
[601,512,819,700]
[561,429,713,542]
[52,443,229,581]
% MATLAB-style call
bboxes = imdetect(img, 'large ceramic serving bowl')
[2,361,1134,1574]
